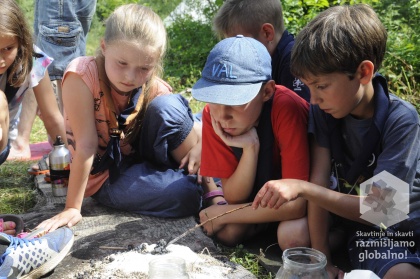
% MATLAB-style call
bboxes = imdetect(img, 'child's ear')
[100,39,106,55]
[261,23,275,43]
[357,60,375,85]
[262,80,275,101]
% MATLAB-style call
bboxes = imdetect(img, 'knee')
[277,217,310,250]
[384,263,420,279]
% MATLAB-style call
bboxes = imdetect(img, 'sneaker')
[0,227,74,279]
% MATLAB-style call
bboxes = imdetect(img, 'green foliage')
[374,0,420,103]
[165,17,218,92]
[95,0,183,22]
[220,244,274,279]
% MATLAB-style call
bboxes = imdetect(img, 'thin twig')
[167,203,252,246]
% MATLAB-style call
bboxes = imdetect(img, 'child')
[0,0,66,233]
[9,0,97,160]
[0,0,66,165]
[37,4,203,232]
[192,35,310,248]
[213,0,310,102]
[252,4,420,279]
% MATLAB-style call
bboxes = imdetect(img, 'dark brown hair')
[291,4,387,80]
[0,0,33,86]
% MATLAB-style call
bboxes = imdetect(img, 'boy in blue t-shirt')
[213,0,310,102]
[252,4,420,279]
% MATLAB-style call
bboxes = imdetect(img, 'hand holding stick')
[167,203,252,246]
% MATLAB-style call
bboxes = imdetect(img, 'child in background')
[213,0,310,102]
[9,0,97,160]
[0,0,66,166]
[192,35,310,249]
[37,4,203,232]
[0,0,66,232]
[252,4,420,278]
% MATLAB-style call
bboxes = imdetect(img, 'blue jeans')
[92,94,203,218]
[34,0,96,80]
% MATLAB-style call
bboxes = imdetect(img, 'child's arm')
[178,121,202,176]
[307,141,337,276]
[211,115,259,203]
[0,91,9,151]
[33,71,67,145]
[37,72,98,232]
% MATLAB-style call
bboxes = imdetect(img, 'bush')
[165,17,218,92]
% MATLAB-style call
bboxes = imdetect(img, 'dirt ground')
[21,176,257,278]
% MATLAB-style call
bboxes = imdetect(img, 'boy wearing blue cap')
[192,35,310,248]
[252,4,420,278]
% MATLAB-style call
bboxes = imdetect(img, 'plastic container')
[148,256,189,279]
[276,247,329,279]
[49,136,71,197]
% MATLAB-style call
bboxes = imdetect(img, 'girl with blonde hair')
[38,4,203,231]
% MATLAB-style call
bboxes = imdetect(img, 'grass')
[0,160,38,214]
[220,244,275,279]
[0,117,46,214]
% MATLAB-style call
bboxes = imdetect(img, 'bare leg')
[8,80,62,161]
[8,89,36,160]
[277,217,310,250]
[384,263,420,279]
[51,79,63,114]
[0,91,9,153]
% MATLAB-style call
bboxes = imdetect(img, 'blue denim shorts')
[34,0,96,80]
[92,94,203,218]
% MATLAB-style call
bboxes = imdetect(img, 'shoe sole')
[21,233,74,279]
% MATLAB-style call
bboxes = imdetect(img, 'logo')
[293,78,304,91]
[359,171,409,228]
[212,63,237,79]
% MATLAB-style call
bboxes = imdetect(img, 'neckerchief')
[230,96,280,201]
[329,74,390,186]
[90,57,144,183]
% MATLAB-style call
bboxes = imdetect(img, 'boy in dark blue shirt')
[252,4,420,279]
[213,0,310,102]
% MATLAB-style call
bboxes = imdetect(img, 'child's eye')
[118,61,127,66]
[316,85,327,90]
[1,46,13,52]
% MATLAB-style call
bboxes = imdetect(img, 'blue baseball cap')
[192,35,272,106]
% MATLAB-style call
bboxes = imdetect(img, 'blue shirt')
[272,30,310,102]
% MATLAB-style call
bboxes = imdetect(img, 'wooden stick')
[167,203,252,246]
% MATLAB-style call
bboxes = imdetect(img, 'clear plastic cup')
[148,256,189,279]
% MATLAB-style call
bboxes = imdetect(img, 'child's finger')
[178,155,188,169]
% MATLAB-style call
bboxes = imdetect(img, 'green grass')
[0,117,46,215]
[0,161,38,214]
[220,244,275,279]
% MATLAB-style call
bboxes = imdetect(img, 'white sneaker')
[0,227,74,278]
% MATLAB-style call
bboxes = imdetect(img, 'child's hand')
[326,264,345,279]
[36,208,82,232]
[252,179,302,210]
[179,141,202,182]
[211,115,259,150]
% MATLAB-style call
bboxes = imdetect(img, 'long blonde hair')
[97,4,168,144]
[0,0,33,86]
